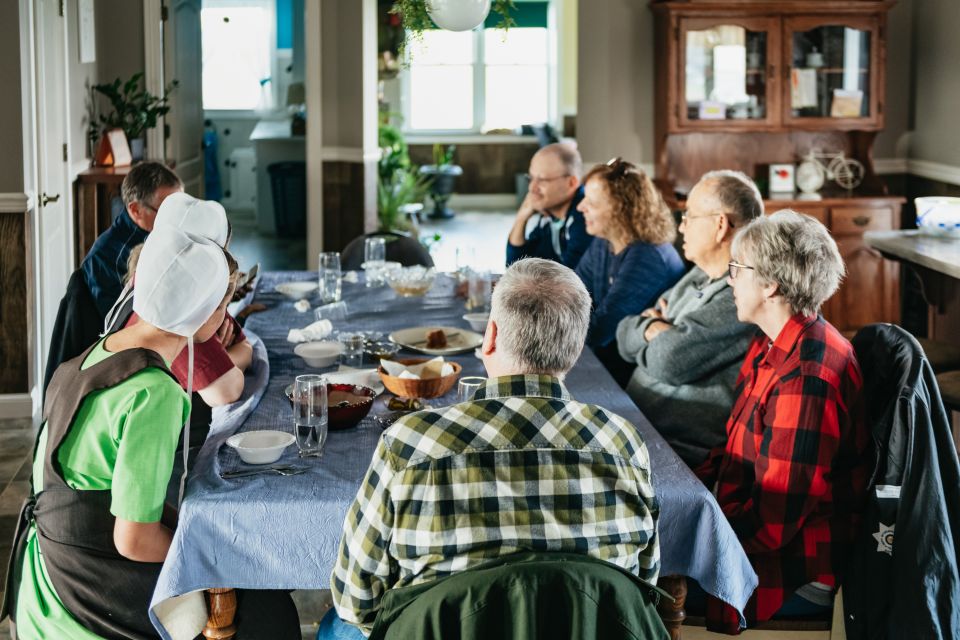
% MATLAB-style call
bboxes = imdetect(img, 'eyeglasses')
[525,173,570,185]
[728,260,755,279]
[680,211,724,223]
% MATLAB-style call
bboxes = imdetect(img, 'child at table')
[4,227,299,639]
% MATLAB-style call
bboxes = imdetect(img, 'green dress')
[14,339,190,640]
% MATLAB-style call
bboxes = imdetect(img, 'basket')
[377,358,462,399]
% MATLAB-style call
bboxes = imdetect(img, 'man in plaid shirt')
[330,258,659,634]
[696,211,870,630]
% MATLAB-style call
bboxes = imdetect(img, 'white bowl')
[276,281,318,300]
[462,313,489,332]
[294,341,343,367]
[226,430,295,465]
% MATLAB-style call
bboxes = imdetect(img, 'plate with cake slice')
[388,326,484,356]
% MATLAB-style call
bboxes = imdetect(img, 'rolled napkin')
[342,271,360,284]
[287,319,333,343]
[380,356,454,380]
[294,299,311,313]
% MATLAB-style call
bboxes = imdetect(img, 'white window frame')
[400,19,560,136]
[201,0,279,114]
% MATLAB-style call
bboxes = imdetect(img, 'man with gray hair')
[507,143,593,268]
[81,161,183,318]
[615,170,763,468]
[330,258,659,635]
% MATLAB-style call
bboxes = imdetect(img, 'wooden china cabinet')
[650,0,903,334]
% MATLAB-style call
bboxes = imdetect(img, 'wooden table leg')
[657,575,688,640]
[203,588,237,640]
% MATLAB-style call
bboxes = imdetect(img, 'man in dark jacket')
[80,162,182,319]
[506,143,592,269]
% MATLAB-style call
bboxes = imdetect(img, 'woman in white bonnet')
[10,227,299,639]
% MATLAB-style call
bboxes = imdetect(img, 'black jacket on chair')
[42,269,103,399]
[847,324,960,640]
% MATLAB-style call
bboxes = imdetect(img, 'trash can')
[268,161,306,237]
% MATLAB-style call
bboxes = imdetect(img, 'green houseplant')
[419,144,462,220]
[378,115,432,233]
[91,72,178,161]
[389,0,515,55]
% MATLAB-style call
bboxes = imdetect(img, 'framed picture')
[769,163,795,193]
[94,128,132,167]
[698,101,727,120]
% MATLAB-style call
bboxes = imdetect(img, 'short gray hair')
[538,143,583,180]
[121,162,182,206]
[490,258,590,375]
[732,209,845,316]
[698,170,764,228]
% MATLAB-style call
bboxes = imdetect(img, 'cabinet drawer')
[789,207,828,224]
[831,207,894,234]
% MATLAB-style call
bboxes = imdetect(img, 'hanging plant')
[389,0,516,55]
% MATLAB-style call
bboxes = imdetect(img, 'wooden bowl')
[377,358,462,399]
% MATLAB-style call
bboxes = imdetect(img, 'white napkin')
[287,319,333,343]
[380,356,453,380]
[294,299,311,313]
[342,271,360,283]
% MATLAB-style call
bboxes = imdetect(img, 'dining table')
[149,270,758,640]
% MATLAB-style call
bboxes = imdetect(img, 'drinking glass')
[318,252,342,303]
[338,332,366,368]
[467,269,492,312]
[293,374,328,457]
[364,237,387,287]
[457,376,487,403]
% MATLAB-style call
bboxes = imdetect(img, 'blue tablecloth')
[150,271,757,637]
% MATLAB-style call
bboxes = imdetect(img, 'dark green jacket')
[369,552,672,640]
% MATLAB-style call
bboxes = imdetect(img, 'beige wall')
[320,0,371,149]
[910,0,960,167]
[0,2,24,193]
[95,0,145,90]
[67,1,100,168]
[558,0,577,117]
[576,0,655,167]
[874,0,913,159]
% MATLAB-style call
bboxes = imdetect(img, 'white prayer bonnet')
[132,226,230,338]
[154,191,230,248]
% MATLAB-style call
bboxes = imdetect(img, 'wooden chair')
[917,338,960,374]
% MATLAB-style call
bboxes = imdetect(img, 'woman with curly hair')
[574,158,685,350]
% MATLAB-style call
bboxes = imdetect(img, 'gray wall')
[874,0,913,159]
[577,0,654,166]
[0,2,24,193]
[910,0,960,166]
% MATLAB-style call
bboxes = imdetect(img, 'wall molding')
[0,193,29,212]
[873,158,909,175]
[0,393,33,419]
[907,159,960,186]
[321,147,378,163]
[448,194,517,210]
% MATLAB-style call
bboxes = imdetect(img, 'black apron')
[3,342,180,639]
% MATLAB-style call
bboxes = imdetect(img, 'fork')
[220,465,306,479]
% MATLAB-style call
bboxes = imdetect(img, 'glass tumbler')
[318,252,342,303]
[293,374,328,457]
[457,376,487,403]
[364,237,387,287]
[338,332,366,368]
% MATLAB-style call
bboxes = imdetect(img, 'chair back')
[846,323,960,640]
[43,269,103,398]
[340,232,434,271]
[368,552,670,640]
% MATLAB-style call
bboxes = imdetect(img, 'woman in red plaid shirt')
[695,210,870,631]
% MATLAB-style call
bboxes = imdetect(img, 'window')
[201,0,275,111]
[403,16,553,133]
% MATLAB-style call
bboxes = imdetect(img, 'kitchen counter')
[864,230,960,280]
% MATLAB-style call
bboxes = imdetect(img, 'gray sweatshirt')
[615,266,755,469]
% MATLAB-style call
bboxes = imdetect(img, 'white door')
[163,0,204,196]
[33,0,73,378]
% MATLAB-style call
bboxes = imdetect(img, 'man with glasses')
[615,170,763,469]
[506,143,593,268]
[81,162,183,319]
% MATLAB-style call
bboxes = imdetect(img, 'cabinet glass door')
[680,18,779,128]
[784,17,879,125]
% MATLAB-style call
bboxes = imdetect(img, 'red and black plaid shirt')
[696,314,869,631]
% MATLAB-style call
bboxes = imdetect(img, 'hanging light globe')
[427,0,491,32]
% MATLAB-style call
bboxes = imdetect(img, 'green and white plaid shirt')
[331,374,660,630]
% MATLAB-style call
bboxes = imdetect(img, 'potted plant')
[91,72,177,162]
[378,116,432,233]
[419,144,462,220]
[389,0,515,55]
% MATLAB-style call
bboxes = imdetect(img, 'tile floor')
[226,209,516,274]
